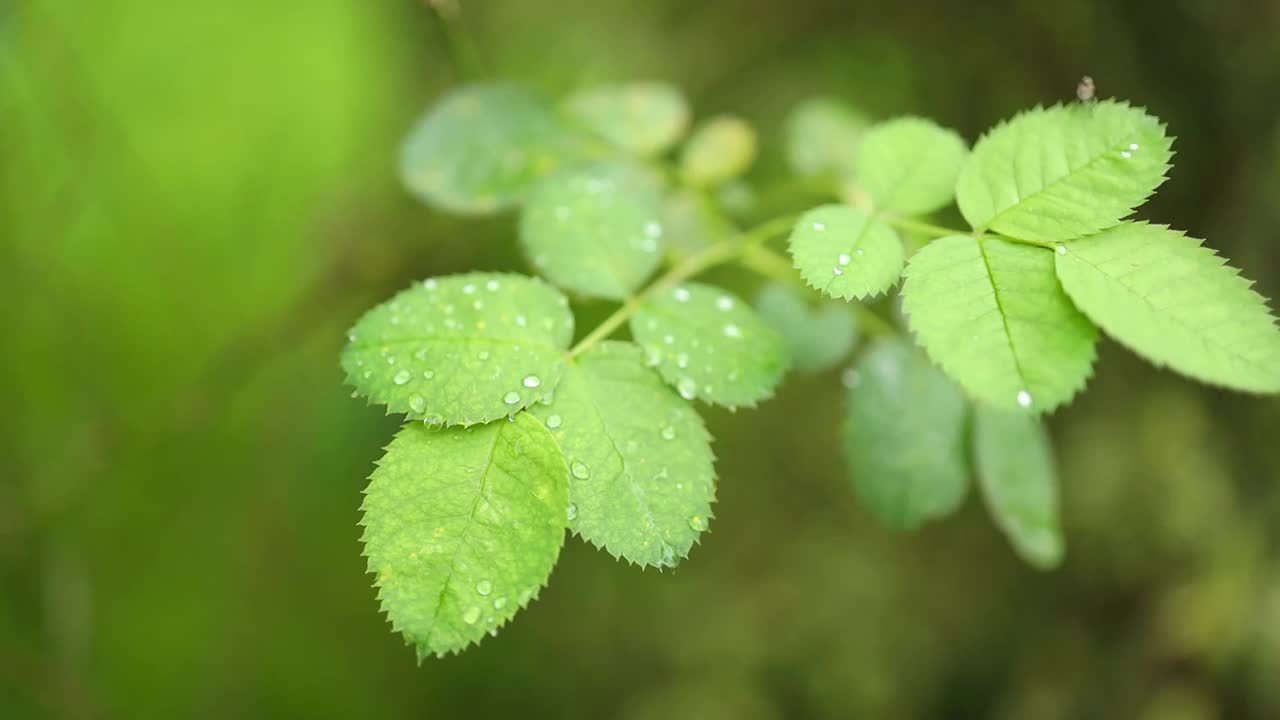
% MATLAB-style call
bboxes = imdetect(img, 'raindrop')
[476,580,493,596]
[393,369,412,385]
[661,425,676,441]
[545,414,562,429]
[663,334,675,345]
[645,221,662,238]
[1129,142,1140,150]
[493,597,508,610]
[571,462,590,480]
[1120,150,1132,159]
[522,375,541,388]
[832,266,844,276]
[838,253,852,266]
[677,377,697,400]
[386,355,397,365]
[503,391,521,405]
[486,279,500,291]
[716,296,734,311]
[676,352,689,369]
[478,351,490,361]
[408,394,427,414]
[723,323,742,338]
[423,370,435,380]
[566,503,578,521]
[1056,245,1067,255]
[414,349,429,361]
[1017,390,1034,408]
[423,279,438,290]
[362,369,373,380]
[688,515,709,531]
[462,283,477,294]
[462,607,481,625]
[673,287,691,302]
[856,249,864,256]
[812,222,826,231]
[515,314,528,327]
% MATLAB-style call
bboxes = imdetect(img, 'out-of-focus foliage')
[4,0,1280,718]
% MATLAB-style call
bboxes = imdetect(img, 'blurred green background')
[4,1,1280,718]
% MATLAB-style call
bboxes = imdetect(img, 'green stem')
[883,216,966,238]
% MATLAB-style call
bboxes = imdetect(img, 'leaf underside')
[855,116,968,215]
[1055,222,1280,392]
[520,160,665,300]
[788,204,904,300]
[783,96,871,180]
[341,273,573,426]
[631,282,789,408]
[562,81,690,157]
[361,414,569,659]
[955,100,1173,241]
[530,342,716,568]
[400,84,586,215]
[901,235,1098,413]
[842,340,970,530]
[973,405,1064,569]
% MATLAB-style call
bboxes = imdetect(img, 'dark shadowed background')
[3,1,1280,718]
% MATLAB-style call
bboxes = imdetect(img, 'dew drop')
[723,323,742,338]
[677,377,697,400]
[812,221,826,231]
[522,375,541,388]
[503,391,521,405]
[1129,142,1140,150]
[1056,245,1067,255]
[386,354,397,365]
[673,287,691,302]
[716,296,734,311]
[408,394,427,414]
[566,503,578,521]
[462,283,477,294]
[856,249,864,256]
[545,414,562,429]
[663,334,675,345]
[423,370,435,380]
[515,314,528,327]
[689,515,709,531]
[493,597,507,610]
[645,221,662,238]
[661,425,676,441]
[832,266,844,276]
[423,279,438,290]
[477,351,490,361]
[838,253,852,266]
[462,607,481,624]
[571,462,590,479]
[1017,390,1034,408]
[486,279,500,291]
[362,369,373,380]
[476,580,493,596]
[414,348,429,361]
[393,369,412,385]
[1120,150,1132,159]
[676,352,689,369]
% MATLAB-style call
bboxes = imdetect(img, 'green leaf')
[529,342,716,567]
[519,161,665,299]
[1055,223,1280,392]
[679,115,757,188]
[855,116,968,215]
[842,340,969,530]
[361,413,570,659]
[562,81,690,157]
[400,83,588,215]
[630,282,789,408]
[659,188,735,262]
[783,96,871,179]
[973,405,1064,569]
[341,273,573,425]
[955,101,1173,241]
[901,235,1099,413]
[755,282,858,372]
[787,204,904,300]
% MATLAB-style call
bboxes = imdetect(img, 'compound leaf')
[842,340,969,530]
[530,342,716,567]
[679,115,757,188]
[361,413,570,659]
[973,405,1064,569]
[956,101,1173,241]
[783,96,871,180]
[400,83,588,215]
[756,282,858,372]
[855,116,968,215]
[788,204,904,300]
[901,235,1098,413]
[342,273,573,425]
[1055,223,1280,392]
[520,161,665,299]
[562,81,690,157]
[631,282,789,407]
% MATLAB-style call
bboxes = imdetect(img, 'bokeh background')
[4,1,1280,718]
